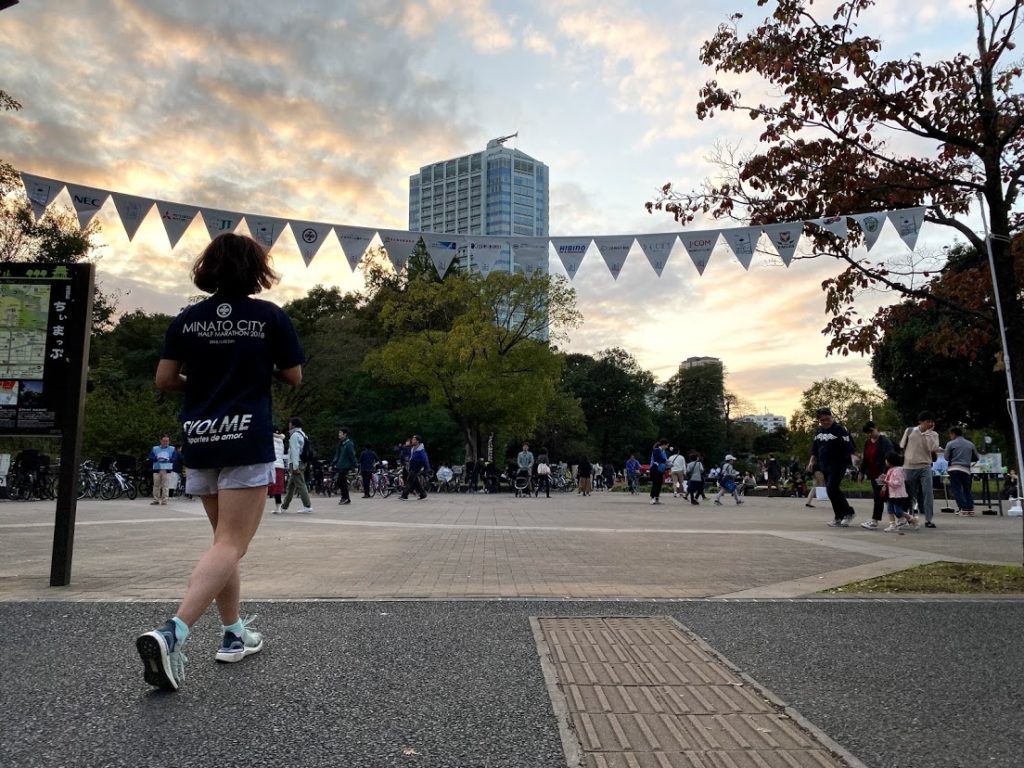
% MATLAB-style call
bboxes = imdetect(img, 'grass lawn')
[824,561,1024,594]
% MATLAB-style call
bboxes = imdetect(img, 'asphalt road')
[2,600,1021,768]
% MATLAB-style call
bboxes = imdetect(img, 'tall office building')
[408,136,549,275]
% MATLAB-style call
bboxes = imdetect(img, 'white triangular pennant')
[888,207,926,251]
[334,225,376,271]
[636,233,679,276]
[809,215,849,240]
[720,227,758,271]
[200,208,243,240]
[468,236,508,277]
[378,228,420,274]
[421,233,463,278]
[761,223,803,266]
[592,235,634,280]
[678,230,718,275]
[19,172,65,221]
[111,192,155,241]
[289,220,333,267]
[511,238,550,275]
[849,213,887,252]
[245,215,290,251]
[155,201,200,249]
[550,237,591,279]
[64,183,110,230]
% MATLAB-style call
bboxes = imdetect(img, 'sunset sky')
[0,0,976,419]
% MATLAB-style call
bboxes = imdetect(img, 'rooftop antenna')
[487,132,518,149]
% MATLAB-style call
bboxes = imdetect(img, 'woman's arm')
[155,359,186,391]
[274,364,302,387]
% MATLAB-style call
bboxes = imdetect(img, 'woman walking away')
[685,451,704,505]
[268,426,286,514]
[649,439,669,505]
[577,456,593,496]
[135,233,304,691]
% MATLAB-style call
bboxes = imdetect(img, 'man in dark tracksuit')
[807,407,855,527]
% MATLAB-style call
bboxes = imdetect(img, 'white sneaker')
[861,520,879,529]
[297,507,313,514]
[884,523,898,532]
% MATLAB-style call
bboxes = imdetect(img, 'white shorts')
[184,462,275,497]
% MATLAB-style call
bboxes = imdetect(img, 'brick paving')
[1,491,1020,600]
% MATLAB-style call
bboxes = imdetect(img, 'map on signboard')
[0,283,50,378]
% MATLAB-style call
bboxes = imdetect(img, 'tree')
[364,270,581,462]
[561,348,657,462]
[754,426,792,457]
[658,359,727,461]
[649,0,1024,461]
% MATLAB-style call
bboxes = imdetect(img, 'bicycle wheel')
[366,477,376,498]
[100,476,120,500]
[126,478,138,500]
[379,476,393,498]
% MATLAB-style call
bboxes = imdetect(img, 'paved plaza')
[1,491,1022,767]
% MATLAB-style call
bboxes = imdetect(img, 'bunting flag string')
[16,169,929,282]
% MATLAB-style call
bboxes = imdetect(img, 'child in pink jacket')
[881,451,918,532]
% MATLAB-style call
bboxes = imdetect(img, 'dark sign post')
[0,263,94,586]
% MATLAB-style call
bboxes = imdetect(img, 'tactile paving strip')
[534,617,855,768]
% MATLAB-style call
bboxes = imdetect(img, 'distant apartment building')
[681,356,722,369]
[736,413,787,433]
[408,135,549,276]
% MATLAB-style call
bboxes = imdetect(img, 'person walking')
[860,421,895,529]
[358,445,378,498]
[669,449,687,498]
[577,456,594,496]
[713,454,744,505]
[685,451,704,505]
[945,427,980,516]
[147,435,181,506]
[281,417,314,514]
[534,447,552,498]
[807,407,855,527]
[400,435,430,500]
[624,453,641,494]
[333,427,357,505]
[649,439,669,505]
[268,426,286,514]
[900,411,941,528]
[135,232,304,691]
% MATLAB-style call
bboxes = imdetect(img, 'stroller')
[513,467,532,498]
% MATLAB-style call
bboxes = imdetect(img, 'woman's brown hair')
[191,233,280,295]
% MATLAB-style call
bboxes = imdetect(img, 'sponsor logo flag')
[333,225,376,271]
[888,207,926,251]
[809,214,849,240]
[761,222,803,266]
[550,237,591,279]
[378,228,420,274]
[155,201,200,249]
[678,230,718,275]
[421,233,464,278]
[290,220,334,266]
[19,172,65,221]
[511,238,550,275]
[65,183,110,230]
[200,208,243,240]
[111,192,155,241]
[468,236,508,276]
[245,215,290,251]
[850,213,886,252]
[592,235,635,280]
[721,227,758,270]
[637,233,679,276]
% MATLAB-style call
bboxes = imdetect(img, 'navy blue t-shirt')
[160,293,304,469]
